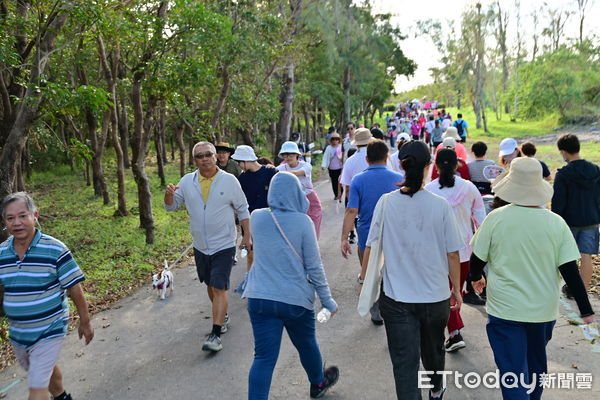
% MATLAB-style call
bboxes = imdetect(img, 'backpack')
[454,120,465,137]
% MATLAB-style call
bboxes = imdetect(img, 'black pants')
[328,168,342,198]
[380,293,450,400]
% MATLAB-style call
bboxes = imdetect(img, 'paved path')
[1,179,599,399]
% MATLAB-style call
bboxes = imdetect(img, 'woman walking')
[243,172,339,400]
[425,149,486,352]
[363,141,463,400]
[470,157,595,400]
[277,141,323,238]
[321,132,343,200]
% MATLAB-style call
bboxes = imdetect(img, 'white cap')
[231,145,257,162]
[278,141,301,156]
[442,137,456,149]
[499,138,518,157]
[398,133,411,142]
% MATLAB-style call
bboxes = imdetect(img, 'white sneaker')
[202,334,223,352]
[221,314,230,334]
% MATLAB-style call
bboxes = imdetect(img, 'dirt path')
[521,124,600,145]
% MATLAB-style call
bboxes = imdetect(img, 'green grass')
[16,158,195,308]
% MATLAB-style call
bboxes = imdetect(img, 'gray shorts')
[570,226,599,255]
[11,337,65,389]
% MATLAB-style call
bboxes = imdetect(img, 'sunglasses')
[194,152,214,159]
[331,138,340,141]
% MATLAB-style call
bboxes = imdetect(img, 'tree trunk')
[98,36,127,216]
[118,95,131,168]
[175,123,186,177]
[210,63,231,142]
[131,81,155,244]
[342,65,351,124]
[275,62,295,159]
[154,121,166,187]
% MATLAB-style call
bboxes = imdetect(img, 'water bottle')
[317,308,331,323]
[240,246,248,258]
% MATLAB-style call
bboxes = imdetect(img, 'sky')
[368,0,600,93]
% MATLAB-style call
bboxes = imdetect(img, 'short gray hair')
[2,192,38,219]
[192,141,216,156]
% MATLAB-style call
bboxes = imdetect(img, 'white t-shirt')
[442,118,452,130]
[340,147,394,186]
[425,177,486,262]
[366,190,463,303]
[276,161,313,194]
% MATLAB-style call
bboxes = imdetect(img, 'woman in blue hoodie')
[243,172,339,399]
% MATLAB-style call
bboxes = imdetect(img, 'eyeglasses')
[194,152,214,159]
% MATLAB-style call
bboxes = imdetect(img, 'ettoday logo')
[418,370,593,393]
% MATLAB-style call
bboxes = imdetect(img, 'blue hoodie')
[243,172,337,312]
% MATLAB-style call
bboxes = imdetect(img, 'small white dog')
[152,260,174,300]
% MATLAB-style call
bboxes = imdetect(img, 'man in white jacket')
[164,141,251,353]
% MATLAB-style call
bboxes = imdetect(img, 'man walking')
[552,134,600,295]
[165,141,251,352]
[0,192,94,400]
[216,142,242,177]
[341,140,403,324]
[452,113,469,143]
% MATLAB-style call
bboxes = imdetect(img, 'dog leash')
[169,243,194,268]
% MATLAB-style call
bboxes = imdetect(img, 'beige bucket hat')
[442,127,461,141]
[492,157,553,206]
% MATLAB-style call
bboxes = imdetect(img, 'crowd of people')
[0,105,598,399]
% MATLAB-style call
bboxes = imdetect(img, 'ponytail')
[400,156,425,197]
[436,149,457,189]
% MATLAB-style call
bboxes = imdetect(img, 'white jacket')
[165,169,249,255]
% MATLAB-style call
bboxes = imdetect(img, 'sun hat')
[231,145,258,162]
[329,132,341,143]
[442,127,461,141]
[492,157,553,206]
[398,141,431,165]
[398,132,411,142]
[499,138,519,157]
[351,128,373,146]
[442,137,456,149]
[278,141,301,156]
[215,142,235,154]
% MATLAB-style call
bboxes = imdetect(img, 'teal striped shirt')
[0,229,85,348]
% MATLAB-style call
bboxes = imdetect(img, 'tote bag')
[357,193,389,317]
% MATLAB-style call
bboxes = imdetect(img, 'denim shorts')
[570,226,599,255]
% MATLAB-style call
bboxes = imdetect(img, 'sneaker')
[562,284,573,299]
[202,333,223,352]
[357,274,364,284]
[429,388,446,399]
[221,314,230,334]
[463,291,486,306]
[444,333,465,352]
[310,366,340,398]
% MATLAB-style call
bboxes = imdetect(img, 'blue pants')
[247,298,324,400]
[486,315,555,400]
[389,136,397,149]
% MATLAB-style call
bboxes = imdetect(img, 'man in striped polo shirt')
[0,192,93,400]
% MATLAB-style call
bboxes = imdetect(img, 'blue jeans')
[486,315,555,400]
[389,136,397,149]
[247,298,324,400]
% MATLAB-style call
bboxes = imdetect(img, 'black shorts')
[194,247,236,290]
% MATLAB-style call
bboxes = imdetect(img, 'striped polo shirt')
[0,229,85,348]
